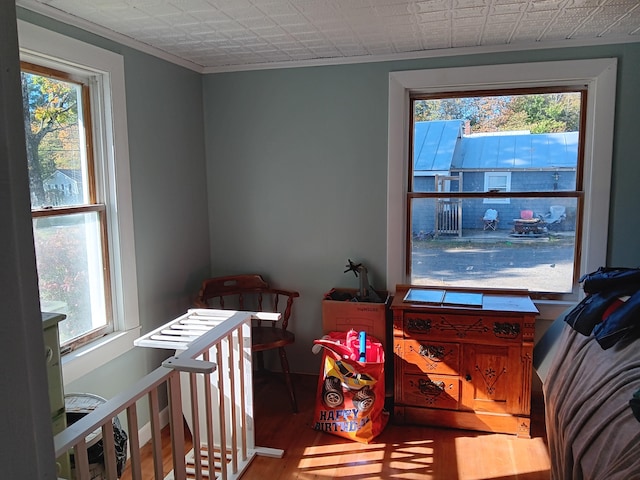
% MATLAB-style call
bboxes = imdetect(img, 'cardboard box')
[322,288,390,349]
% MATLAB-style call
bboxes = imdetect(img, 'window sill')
[533,299,575,321]
[62,327,141,385]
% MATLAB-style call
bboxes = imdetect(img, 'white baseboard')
[130,406,170,453]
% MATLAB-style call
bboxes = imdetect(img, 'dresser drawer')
[399,338,460,375]
[404,313,524,343]
[401,373,460,410]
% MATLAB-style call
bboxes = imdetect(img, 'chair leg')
[278,347,298,413]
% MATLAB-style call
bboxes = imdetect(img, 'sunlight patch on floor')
[301,441,380,456]
[454,434,550,480]
[297,437,439,478]
[299,444,384,468]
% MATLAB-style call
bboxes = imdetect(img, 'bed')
[534,309,640,480]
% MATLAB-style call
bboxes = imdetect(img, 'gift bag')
[312,330,388,443]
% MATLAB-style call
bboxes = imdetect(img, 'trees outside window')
[23,63,111,350]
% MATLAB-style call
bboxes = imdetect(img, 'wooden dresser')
[391,285,538,438]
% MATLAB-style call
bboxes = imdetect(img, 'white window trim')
[483,171,511,204]
[387,58,617,319]
[18,20,140,383]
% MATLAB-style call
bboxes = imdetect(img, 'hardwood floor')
[121,373,550,480]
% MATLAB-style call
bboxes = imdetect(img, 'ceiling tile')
[17,0,640,70]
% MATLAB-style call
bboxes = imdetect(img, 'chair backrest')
[547,205,566,222]
[195,274,299,330]
[520,209,534,220]
[483,209,498,221]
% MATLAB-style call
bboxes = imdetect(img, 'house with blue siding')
[412,120,578,236]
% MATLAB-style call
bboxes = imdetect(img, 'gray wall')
[203,44,640,375]
[16,8,211,403]
[203,64,390,373]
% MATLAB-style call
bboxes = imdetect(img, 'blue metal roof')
[414,120,463,172]
[451,131,578,170]
[413,120,579,172]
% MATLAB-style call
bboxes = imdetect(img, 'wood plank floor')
[121,373,550,480]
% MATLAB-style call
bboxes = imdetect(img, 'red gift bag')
[312,330,388,443]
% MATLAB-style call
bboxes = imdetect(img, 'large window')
[408,90,584,296]
[19,21,140,382]
[387,59,616,312]
[23,63,112,351]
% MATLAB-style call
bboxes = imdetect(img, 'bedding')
[537,311,640,480]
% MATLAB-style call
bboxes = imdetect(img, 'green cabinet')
[42,312,70,478]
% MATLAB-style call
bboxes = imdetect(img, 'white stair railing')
[54,309,283,480]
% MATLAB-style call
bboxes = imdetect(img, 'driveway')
[412,233,576,293]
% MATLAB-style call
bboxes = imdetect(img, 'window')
[387,59,616,314]
[19,21,140,383]
[23,63,112,350]
[408,90,584,295]
[483,172,511,204]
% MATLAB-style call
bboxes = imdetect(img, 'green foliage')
[414,92,581,134]
[21,71,80,205]
[29,74,77,126]
[507,94,580,133]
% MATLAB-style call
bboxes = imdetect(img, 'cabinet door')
[460,344,523,414]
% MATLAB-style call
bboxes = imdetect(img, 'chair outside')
[194,274,300,413]
[544,205,567,230]
[483,209,499,230]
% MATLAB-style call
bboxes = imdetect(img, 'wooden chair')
[194,274,300,413]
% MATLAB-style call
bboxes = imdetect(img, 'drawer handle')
[45,346,53,364]
[418,344,445,361]
[465,373,472,382]
[418,378,445,393]
[407,318,432,333]
[493,322,521,339]
[413,379,448,405]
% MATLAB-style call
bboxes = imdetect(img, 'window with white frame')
[23,61,113,350]
[387,59,616,310]
[484,172,511,204]
[18,21,140,382]
[408,89,584,294]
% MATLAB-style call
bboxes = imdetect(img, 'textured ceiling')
[17,0,640,72]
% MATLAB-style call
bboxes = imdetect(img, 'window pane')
[487,175,507,190]
[410,197,577,293]
[22,71,89,208]
[409,91,583,294]
[33,212,107,344]
[412,93,581,194]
